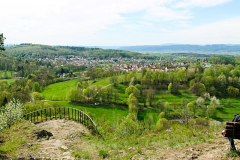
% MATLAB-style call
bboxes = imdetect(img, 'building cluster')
[35,55,214,72]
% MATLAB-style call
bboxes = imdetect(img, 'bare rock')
[34,129,53,140]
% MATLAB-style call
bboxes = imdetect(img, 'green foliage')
[168,83,172,93]
[156,118,169,131]
[207,105,217,118]
[0,33,6,52]
[196,97,205,106]
[210,96,220,107]
[189,118,209,126]
[190,82,206,96]
[32,82,40,92]
[32,92,44,101]
[135,84,142,94]
[159,112,166,118]
[125,85,140,98]
[0,99,24,130]
[227,86,239,97]
[115,116,143,138]
[99,150,109,158]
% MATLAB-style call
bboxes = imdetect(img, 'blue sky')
[1,0,240,46]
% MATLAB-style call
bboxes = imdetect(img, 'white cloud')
[163,16,240,44]
[146,6,192,21]
[0,0,236,45]
[174,0,232,8]
[0,0,194,45]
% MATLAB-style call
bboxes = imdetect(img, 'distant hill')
[4,44,156,59]
[116,44,240,54]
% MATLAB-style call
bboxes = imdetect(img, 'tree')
[207,105,217,118]
[210,96,220,107]
[218,74,228,96]
[190,82,206,96]
[158,100,164,113]
[0,99,24,130]
[0,33,6,53]
[181,97,189,108]
[221,98,225,106]
[196,97,205,107]
[177,69,187,82]
[110,75,118,87]
[164,102,171,118]
[128,93,138,121]
[203,92,210,100]
[187,102,195,114]
[168,83,172,93]
[135,84,142,95]
[125,85,140,98]
[32,82,40,92]
[227,86,239,97]
[32,92,44,101]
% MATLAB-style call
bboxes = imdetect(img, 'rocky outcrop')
[34,129,53,140]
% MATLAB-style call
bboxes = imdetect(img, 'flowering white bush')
[0,99,24,131]
[210,96,220,106]
[196,97,205,106]
[203,92,210,100]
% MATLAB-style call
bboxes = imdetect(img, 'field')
[0,78,15,84]
[41,79,79,101]
[0,71,15,79]
[41,75,126,101]
[41,74,240,123]
[47,102,129,124]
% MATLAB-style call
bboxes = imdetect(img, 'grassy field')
[0,79,15,84]
[0,71,15,78]
[41,79,79,101]
[41,75,125,101]
[47,102,129,124]
[41,75,240,122]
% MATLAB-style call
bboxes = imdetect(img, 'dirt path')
[35,119,89,159]
[132,134,240,160]
[29,120,240,159]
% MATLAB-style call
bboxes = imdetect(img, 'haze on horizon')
[1,0,240,46]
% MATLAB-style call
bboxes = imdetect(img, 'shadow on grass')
[214,117,232,122]
[217,107,228,114]
[55,102,128,111]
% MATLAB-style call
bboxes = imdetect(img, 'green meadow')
[41,79,79,101]
[0,78,15,84]
[47,102,129,124]
[41,75,240,122]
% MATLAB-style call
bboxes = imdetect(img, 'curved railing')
[23,107,97,134]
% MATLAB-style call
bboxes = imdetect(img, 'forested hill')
[118,44,240,54]
[4,44,156,59]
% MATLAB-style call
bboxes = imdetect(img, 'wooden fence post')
[45,108,47,121]
[55,108,56,120]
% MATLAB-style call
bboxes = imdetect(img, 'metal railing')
[23,107,97,134]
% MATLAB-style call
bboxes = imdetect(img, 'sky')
[1,0,240,46]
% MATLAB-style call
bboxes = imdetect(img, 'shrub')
[0,99,24,130]
[195,118,209,126]
[196,97,205,106]
[116,116,142,137]
[203,92,210,100]
[32,92,44,101]
[159,112,166,118]
[156,118,169,131]
[207,105,217,118]
[210,96,220,107]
